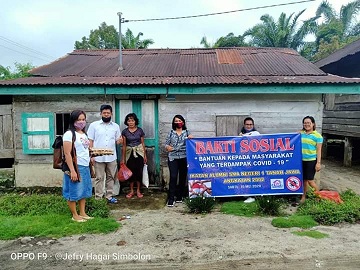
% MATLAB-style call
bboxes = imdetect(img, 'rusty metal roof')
[1,48,360,86]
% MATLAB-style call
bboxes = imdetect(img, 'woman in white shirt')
[62,110,93,222]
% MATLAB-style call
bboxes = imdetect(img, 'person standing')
[165,115,193,207]
[239,117,260,203]
[300,116,323,203]
[121,113,147,199]
[62,110,93,222]
[87,104,122,204]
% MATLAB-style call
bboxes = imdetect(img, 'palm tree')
[243,10,318,51]
[121,29,154,49]
[315,0,360,44]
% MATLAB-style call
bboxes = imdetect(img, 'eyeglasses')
[245,124,253,126]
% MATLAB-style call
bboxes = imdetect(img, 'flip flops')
[126,192,135,199]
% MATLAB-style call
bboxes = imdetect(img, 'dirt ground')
[0,159,360,270]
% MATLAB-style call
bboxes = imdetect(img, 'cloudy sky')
[0,0,357,69]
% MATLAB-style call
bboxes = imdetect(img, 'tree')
[121,29,154,49]
[74,22,154,49]
[311,0,360,60]
[243,10,318,52]
[0,63,35,80]
[315,0,360,43]
[200,33,247,48]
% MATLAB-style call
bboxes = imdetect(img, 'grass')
[220,201,258,217]
[272,215,318,229]
[0,194,120,240]
[292,230,329,239]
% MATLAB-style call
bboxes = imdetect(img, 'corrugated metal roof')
[1,48,360,86]
[315,38,360,68]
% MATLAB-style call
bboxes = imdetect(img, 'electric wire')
[126,0,316,22]
[0,44,52,63]
[0,36,56,60]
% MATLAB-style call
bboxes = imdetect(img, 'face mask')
[102,116,111,123]
[74,121,86,130]
[176,122,183,128]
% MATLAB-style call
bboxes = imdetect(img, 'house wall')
[13,95,115,187]
[323,94,360,137]
[11,93,324,187]
[158,93,323,185]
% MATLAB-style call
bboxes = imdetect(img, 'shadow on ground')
[109,189,168,210]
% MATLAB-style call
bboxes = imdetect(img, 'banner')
[186,133,303,197]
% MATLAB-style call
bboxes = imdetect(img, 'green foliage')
[0,194,117,240]
[256,196,286,216]
[74,22,154,50]
[271,215,318,229]
[184,196,216,214]
[0,194,110,218]
[220,200,257,217]
[297,189,360,225]
[243,10,318,51]
[0,214,119,240]
[0,62,35,80]
[292,230,329,239]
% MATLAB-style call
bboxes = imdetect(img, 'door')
[116,99,160,186]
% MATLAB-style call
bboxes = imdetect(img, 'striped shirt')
[165,129,190,161]
[301,130,323,161]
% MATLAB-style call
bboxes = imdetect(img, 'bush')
[297,189,360,225]
[256,196,286,216]
[184,196,216,214]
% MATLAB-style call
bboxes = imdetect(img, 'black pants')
[168,158,188,200]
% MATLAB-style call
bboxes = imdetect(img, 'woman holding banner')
[165,115,193,207]
[239,117,260,203]
[300,116,323,203]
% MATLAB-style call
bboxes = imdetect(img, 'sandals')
[126,192,135,199]
[107,197,118,204]
[126,192,143,198]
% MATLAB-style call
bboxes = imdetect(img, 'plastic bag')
[142,164,149,188]
[315,190,343,204]
[118,163,133,182]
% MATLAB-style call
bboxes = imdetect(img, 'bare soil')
[0,159,359,270]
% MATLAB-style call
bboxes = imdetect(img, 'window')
[55,113,70,136]
[21,112,55,154]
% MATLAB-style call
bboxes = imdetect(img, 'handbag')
[118,163,133,182]
[142,164,149,188]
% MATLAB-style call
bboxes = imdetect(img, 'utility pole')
[117,12,124,71]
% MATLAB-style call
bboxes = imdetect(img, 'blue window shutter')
[22,112,55,154]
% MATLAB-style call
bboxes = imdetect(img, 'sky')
[0,0,358,70]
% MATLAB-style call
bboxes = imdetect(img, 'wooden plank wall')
[159,94,323,164]
[323,94,360,137]
[0,104,14,158]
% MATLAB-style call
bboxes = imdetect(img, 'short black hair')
[302,115,316,130]
[100,104,112,113]
[124,113,139,126]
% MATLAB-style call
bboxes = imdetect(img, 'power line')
[126,0,316,22]
[0,44,52,63]
[0,36,56,60]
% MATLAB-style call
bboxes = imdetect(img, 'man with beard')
[88,104,122,203]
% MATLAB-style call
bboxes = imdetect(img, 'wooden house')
[315,39,360,166]
[0,48,359,187]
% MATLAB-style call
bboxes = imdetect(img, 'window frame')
[21,112,55,154]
